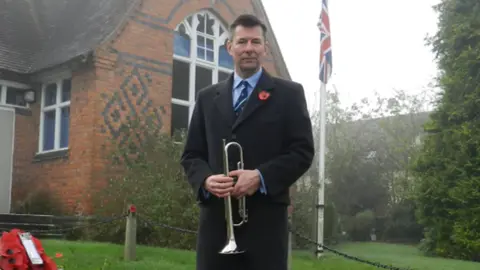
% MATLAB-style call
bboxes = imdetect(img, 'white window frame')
[38,75,71,154]
[172,10,233,129]
[0,79,30,109]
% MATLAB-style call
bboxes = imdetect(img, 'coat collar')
[214,68,275,131]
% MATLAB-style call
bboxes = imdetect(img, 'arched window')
[171,11,234,136]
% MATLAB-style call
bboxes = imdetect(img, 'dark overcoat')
[180,69,314,270]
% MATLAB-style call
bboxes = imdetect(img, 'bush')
[291,182,340,249]
[345,209,375,241]
[291,182,318,250]
[323,203,339,244]
[87,118,199,250]
[11,187,64,215]
[381,200,423,243]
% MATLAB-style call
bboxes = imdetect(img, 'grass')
[41,240,480,270]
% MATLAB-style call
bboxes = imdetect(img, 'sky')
[261,0,442,113]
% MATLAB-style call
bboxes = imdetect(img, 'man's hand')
[204,174,234,198]
[229,169,261,198]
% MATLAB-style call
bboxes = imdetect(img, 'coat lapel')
[214,73,235,127]
[232,70,275,131]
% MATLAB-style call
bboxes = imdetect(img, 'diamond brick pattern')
[101,66,165,148]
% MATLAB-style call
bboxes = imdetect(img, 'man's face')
[227,25,267,74]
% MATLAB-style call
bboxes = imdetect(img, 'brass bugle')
[219,139,248,255]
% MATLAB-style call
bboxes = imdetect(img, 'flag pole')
[316,80,326,258]
[316,0,331,258]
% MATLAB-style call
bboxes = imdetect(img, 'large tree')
[292,86,429,244]
[412,0,480,261]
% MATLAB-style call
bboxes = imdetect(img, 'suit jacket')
[180,69,314,207]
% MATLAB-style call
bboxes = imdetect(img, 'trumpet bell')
[219,239,245,255]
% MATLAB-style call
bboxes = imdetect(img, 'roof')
[0,0,290,77]
[0,0,138,74]
[326,111,431,154]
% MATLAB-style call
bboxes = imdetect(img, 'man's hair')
[229,14,267,39]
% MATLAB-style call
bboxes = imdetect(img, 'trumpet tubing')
[219,139,249,255]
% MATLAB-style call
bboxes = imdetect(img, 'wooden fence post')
[124,204,137,261]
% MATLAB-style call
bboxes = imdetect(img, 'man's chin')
[239,64,260,73]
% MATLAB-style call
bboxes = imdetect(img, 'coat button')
[232,134,237,139]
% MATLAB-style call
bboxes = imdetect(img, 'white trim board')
[0,106,15,213]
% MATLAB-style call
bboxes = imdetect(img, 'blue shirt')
[232,67,263,107]
[203,68,268,198]
[231,68,267,195]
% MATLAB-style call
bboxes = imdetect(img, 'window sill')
[0,105,31,116]
[33,149,69,163]
[14,107,32,116]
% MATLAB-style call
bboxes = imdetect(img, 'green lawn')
[41,240,480,270]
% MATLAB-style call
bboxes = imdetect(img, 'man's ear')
[226,39,233,55]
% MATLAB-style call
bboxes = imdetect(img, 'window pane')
[206,50,214,62]
[174,24,191,57]
[6,87,26,106]
[219,45,233,69]
[62,79,71,102]
[196,14,205,33]
[171,103,189,137]
[43,110,56,151]
[60,107,70,148]
[218,71,230,82]
[197,47,205,60]
[172,60,190,100]
[206,38,213,50]
[197,35,205,47]
[206,14,214,35]
[44,83,57,107]
[195,66,212,98]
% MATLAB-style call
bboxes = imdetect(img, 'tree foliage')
[411,0,480,261]
[294,87,428,244]
[86,118,199,250]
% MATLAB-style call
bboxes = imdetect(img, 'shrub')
[381,200,423,243]
[88,118,199,250]
[291,182,340,249]
[291,182,318,250]
[345,209,375,241]
[11,187,64,215]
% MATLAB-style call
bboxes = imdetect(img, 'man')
[180,14,314,270]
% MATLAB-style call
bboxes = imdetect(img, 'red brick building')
[0,0,290,215]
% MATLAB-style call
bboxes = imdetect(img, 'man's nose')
[244,41,255,51]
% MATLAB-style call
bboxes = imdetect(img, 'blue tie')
[234,80,249,114]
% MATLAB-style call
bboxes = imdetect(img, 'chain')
[138,213,412,270]
[0,214,128,234]
[0,212,412,269]
[291,229,413,270]
[138,214,197,234]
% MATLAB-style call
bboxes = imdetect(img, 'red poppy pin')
[258,90,270,101]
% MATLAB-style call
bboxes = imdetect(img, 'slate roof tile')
[0,0,136,74]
